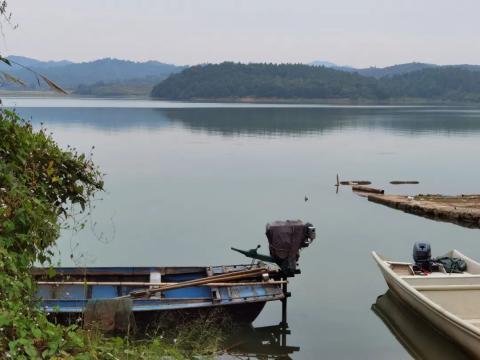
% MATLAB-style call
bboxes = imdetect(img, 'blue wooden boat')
[34,220,316,330]
[33,263,285,328]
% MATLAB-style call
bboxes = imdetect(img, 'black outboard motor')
[413,242,432,271]
[266,220,316,276]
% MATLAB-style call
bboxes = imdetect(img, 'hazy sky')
[4,0,480,67]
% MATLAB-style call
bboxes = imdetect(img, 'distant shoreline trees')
[151,62,480,103]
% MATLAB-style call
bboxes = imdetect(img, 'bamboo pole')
[128,267,269,298]
[37,280,287,287]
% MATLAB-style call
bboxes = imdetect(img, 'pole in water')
[281,276,288,329]
[280,276,289,346]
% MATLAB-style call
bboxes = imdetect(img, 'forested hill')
[151,63,381,100]
[151,62,480,102]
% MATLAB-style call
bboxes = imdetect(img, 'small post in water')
[281,275,288,329]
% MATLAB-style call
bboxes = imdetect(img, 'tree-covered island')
[151,62,480,103]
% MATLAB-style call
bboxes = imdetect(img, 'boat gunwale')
[32,264,263,276]
[372,250,480,340]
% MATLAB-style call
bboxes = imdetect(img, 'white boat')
[372,249,480,358]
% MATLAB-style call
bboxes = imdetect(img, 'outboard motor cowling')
[413,242,432,270]
[266,220,315,276]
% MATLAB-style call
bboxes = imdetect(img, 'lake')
[6,97,480,359]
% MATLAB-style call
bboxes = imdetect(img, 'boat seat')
[389,263,415,275]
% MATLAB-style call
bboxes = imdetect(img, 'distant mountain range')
[7,55,73,69]
[0,55,185,96]
[311,60,480,78]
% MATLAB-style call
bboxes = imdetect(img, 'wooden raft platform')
[368,194,480,229]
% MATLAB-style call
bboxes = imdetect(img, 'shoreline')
[1,91,480,107]
[164,96,480,106]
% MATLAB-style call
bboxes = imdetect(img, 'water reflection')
[15,107,171,131]
[372,290,469,359]
[13,106,480,136]
[223,324,299,360]
[162,107,480,136]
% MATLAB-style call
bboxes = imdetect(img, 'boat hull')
[373,252,480,359]
[133,301,266,329]
[49,299,267,331]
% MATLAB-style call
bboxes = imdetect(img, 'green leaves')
[30,327,42,339]
[67,330,84,348]
[3,220,15,232]
[0,313,10,327]
[46,267,56,278]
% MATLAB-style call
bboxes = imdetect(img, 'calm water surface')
[6,97,480,359]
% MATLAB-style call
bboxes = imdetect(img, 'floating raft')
[368,194,480,229]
